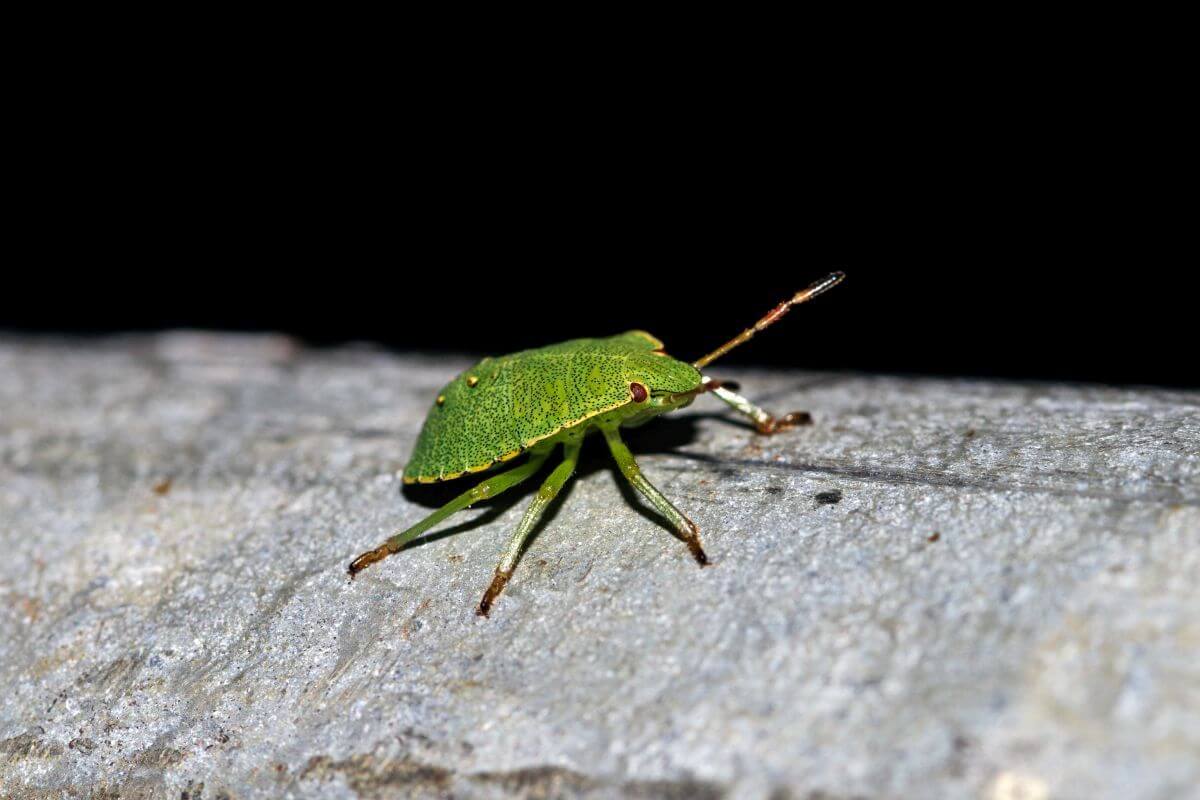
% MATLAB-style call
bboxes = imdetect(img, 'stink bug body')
[350,272,845,615]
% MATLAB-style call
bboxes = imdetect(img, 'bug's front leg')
[705,379,813,435]
[601,426,708,566]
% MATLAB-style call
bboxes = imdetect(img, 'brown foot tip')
[680,520,709,566]
[476,571,511,617]
[348,544,395,578]
[756,411,813,435]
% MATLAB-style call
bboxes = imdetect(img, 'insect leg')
[477,439,582,617]
[348,450,550,577]
[705,379,813,435]
[601,426,708,566]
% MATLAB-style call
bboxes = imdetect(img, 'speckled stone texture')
[1,334,1197,800]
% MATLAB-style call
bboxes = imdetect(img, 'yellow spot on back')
[436,394,446,406]
[466,375,479,387]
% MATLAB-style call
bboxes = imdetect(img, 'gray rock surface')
[0,333,1197,800]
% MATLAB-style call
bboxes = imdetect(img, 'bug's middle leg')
[601,426,708,566]
[706,379,813,435]
[477,439,582,617]
[348,450,549,577]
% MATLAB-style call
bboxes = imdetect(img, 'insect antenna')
[691,272,846,369]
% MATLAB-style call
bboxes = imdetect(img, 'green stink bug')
[350,272,845,615]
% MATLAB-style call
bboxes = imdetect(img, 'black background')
[5,59,1191,388]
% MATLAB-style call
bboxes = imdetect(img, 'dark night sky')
[6,72,1190,388]
[7,236,1189,387]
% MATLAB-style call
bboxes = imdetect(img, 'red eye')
[630,382,648,402]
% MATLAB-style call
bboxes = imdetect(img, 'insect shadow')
[396,415,707,553]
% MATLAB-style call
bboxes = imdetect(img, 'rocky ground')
[1,333,1197,799]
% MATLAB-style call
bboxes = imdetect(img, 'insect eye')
[630,382,648,403]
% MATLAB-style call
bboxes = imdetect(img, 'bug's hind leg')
[478,440,582,617]
[601,427,708,566]
[348,450,550,577]
[706,379,813,435]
